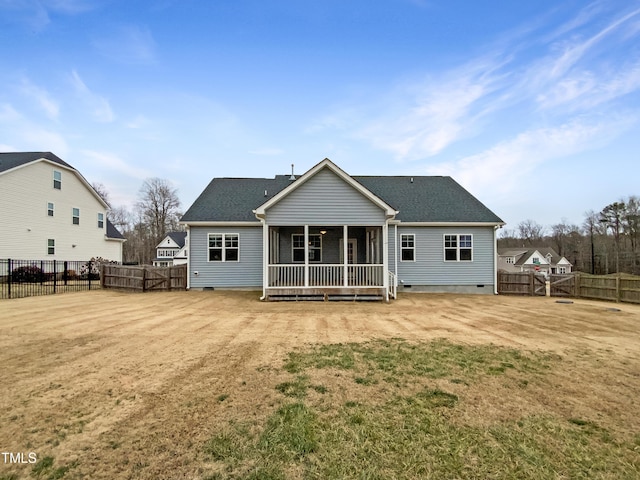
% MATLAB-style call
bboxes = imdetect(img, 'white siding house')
[153,232,187,266]
[0,152,124,262]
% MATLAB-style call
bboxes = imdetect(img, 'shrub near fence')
[0,258,102,300]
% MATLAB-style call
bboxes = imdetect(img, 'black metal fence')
[0,259,101,299]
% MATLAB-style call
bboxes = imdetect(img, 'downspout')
[494,225,499,295]
[254,211,268,301]
[186,225,191,290]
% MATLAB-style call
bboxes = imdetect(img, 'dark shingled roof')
[0,152,74,173]
[166,231,187,247]
[106,219,125,240]
[182,172,503,224]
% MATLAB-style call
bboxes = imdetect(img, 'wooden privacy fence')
[498,271,640,304]
[101,264,187,291]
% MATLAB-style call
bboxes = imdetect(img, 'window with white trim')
[158,249,179,258]
[72,207,80,225]
[558,266,567,274]
[47,202,54,217]
[444,234,473,261]
[400,234,415,261]
[53,170,61,189]
[47,239,55,255]
[208,233,239,262]
[505,257,514,264]
[98,213,104,228]
[292,234,321,262]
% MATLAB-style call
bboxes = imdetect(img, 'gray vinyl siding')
[265,168,386,225]
[189,226,262,288]
[396,227,495,285]
[389,226,397,275]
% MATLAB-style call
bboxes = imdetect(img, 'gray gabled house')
[181,158,504,300]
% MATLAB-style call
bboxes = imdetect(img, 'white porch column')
[304,225,309,287]
[383,222,389,301]
[343,225,348,286]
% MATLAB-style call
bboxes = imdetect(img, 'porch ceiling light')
[320,229,327,235]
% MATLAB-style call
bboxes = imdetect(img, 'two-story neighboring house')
[153,232,187,266]
[498,247,572,275]
[0,152,124,262]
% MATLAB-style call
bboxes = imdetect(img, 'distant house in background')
[0,152,124,262]
[153,232,187,266]
[498,247,572,275]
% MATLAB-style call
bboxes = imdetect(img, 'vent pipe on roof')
[264,189,268,197]
[410,177,414,183]
[289,164,295,181]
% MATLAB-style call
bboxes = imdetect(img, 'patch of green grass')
[258,403,317,460]
[204,339,639,479]
[31,456,54,476]
[275,376,309,398]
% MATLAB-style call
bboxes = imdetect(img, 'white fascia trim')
[397,221,506,227]
[180,221,261,226]
[253,158,398,218]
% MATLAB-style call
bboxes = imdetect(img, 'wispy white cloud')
[351,56,511,160]
[19,77,59,119]
[0,102,68,154]
[81,150,151,180]
[321,1,640,166]
[0,0,95,30]
[92,25,157,65]
[69,70,114,122]
[125,114,150,129]
[426,115,636,200]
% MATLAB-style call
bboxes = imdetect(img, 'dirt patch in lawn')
[0,290,639,479]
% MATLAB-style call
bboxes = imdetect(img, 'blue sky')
[1,0,639,230]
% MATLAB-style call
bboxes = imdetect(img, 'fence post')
[574,273,580,298]
[616,275,621,303]
[88,260,92,291]
[7,258,11,299]
[63,261,68,285]
[142,266,147,292]
[40,260,44,287]
[101,264,106,288]
[53,259,57,294]
[530,272,535,296]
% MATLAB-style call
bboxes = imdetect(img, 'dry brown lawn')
[0,290,639,479]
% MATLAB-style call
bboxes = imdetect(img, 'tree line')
[93,178,183,265]
[498,195,640,275]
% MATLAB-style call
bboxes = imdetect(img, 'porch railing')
[388,271,398,299]
[268,264,384,287]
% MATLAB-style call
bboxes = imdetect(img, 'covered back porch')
[264,225,396,300]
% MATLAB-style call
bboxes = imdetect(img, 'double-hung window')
[98,213,104,228]
[208,233,239,262]
[47,202,54,217]
[400,234,415,261]
[292,234,321,262]
[53,170,61,189]
[47,239,55,255]
[72,208,80,225]
[444,234,473,261]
